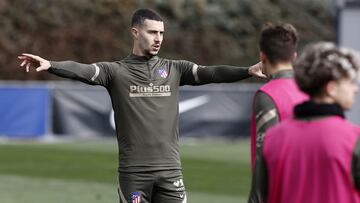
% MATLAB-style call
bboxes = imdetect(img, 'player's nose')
[154,33,162,41]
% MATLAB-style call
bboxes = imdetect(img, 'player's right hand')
[18,53,51,72]
[248,62,267,78]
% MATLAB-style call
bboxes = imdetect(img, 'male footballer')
[249,23,308,169]
[19,8,264,203]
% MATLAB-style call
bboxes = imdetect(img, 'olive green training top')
[49,53,251,172]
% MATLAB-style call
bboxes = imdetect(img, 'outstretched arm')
[18,53,111,86]
[195,62,265,84]
[178,60,266,85]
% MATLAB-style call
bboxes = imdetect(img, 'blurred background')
[0,0,337,80]
[0,0,359,202]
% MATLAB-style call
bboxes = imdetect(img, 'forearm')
[196,65,251,84]
[48,61,99,85]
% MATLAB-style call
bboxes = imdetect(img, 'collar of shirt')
[126,53,159,63]
[269,69,294,80]
[294,101,345,119]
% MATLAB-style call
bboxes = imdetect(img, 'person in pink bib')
[248,42,360,203]
[250,23,308,169]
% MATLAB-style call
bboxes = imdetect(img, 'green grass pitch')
[0,138,251,203]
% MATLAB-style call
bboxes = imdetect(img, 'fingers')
[255,62,263,70]
[258,73,267,78]
[20,60,27,67]
[21,53,42,60]
[21,53,35,58]
[19,53,44,64]
[20,61,48,72]
[18,56,30,67]
[18,56,27,60]
[18,54,35,62]
[36,65,48,72]
[18,55,34,72]
[249,62,267,78]
[19,57,32,72]
[26,63,30,73]
[18,53,49,72]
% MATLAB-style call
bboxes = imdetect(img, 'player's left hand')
[248,62,266,78]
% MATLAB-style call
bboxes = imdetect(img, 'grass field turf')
[0,138,251,203]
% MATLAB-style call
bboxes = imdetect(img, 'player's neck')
[312,96,336,105]
[266,62,293,76]
[132,46,145,57]
[132,48,156,59]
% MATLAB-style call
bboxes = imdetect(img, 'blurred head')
[259,23,299,76]
[295,42,360,110]
[131,9,164,57]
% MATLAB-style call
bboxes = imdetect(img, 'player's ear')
[131,27,139,39]
[325,80,338,98]
[259,51,266,63]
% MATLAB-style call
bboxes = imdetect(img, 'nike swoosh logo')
[179,95,210,114]
[110,95,210,129]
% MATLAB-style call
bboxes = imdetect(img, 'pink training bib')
[250,78,307,169]
[264,117,360,203]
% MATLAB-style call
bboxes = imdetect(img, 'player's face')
[330,77,359,110]
[136,19,164,56]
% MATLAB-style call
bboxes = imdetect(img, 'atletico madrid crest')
[130,191,141,203]
[158,67,168,78]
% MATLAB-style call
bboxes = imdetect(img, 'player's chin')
[340,101,353,111]
[149,50,160,56]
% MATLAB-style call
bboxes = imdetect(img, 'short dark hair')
[294,42,360,97]
[131,8,163,27]
[259,22,299,65]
